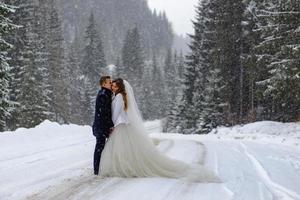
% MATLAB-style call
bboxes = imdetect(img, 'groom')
[92,75,114,175]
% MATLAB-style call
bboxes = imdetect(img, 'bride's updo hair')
[112,78,128,111]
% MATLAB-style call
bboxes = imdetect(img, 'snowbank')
[208,121,300,149]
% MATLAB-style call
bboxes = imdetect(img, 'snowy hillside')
[1,120,300,200]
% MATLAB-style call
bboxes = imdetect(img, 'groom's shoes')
[94,170,99,175]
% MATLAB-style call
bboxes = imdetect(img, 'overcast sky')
[147,0,198,36]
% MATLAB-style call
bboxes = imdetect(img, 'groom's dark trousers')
[92,87,114,175]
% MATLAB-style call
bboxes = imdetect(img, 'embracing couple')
[92,76,221,182]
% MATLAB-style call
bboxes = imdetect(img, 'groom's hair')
[99,76,111,86]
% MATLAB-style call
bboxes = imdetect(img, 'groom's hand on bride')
[109,127,114,135]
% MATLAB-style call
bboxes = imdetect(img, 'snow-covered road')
[204,140,300,200]
[1,121,300,200]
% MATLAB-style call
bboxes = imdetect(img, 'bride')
[99,78,220,182]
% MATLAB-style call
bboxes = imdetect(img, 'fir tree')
[0,3,17,131]
[81,12,106,89]
[139,58,153,120]
[6,0,68,128]
[178,0,208,133]
[16,1,51,128]
[80,12,106,124]
[4,0,25,129]
[256,0,300,121]
[190,0,213,133]
[41,0,69,123]
[44,0,70,123]
[164,49,184,132]
[212,0,245,124]
[65,39,85,124]
[80,77,95,125]
[175,51,185,80]
[149,53,165,119]
[240,0,262,122]
[121,27,145,104]
[174,0,245,133]
[164,48,178,103]
[197,0,229,132]
[197,67,225,133]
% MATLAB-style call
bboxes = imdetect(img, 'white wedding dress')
[99,80,220,182]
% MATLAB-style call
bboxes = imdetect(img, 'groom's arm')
[98,94,114,137]
[93,94,108,138]
[92,94,101,137]
[104,95,114,131]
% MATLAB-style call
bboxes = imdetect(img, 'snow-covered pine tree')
[0,2,17,131]
[211,0,244,124]
[5,0,69,129]
[81,12,106,88]
[15,1,52,128]
[175,51,185,80]
[139,57,153,120]
[190,0,211,134]
[188,0,226,134]
[149,52,165,119]
[174,0,245,133]
[150,11,173,55]
[66,39,94,125]
[240,0,262,122]
[164,48,178,103]
[177,0,207,134]
[4,0,25,130]
[121,27,145,105]
[80,76,95,125]
[39,0,69,123]
[164,49,185,132]
[165,89,184,133]
[190,0,213,133]
[176,66,197,133]
[80,12,106,124]
[64,37,85,125]
[56,0,173,67]
[197,67,225,133]
[256,0,300,121]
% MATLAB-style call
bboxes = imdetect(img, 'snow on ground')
[1,120,300,200]
[207,121,300,149]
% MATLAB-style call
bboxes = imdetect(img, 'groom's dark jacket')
[92,87,114,138]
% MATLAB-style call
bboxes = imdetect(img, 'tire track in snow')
[26,172,128,200]
[195,141,205,165]
[203,141,234,198]
[240,143,300,200]
[0,139,94,163]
